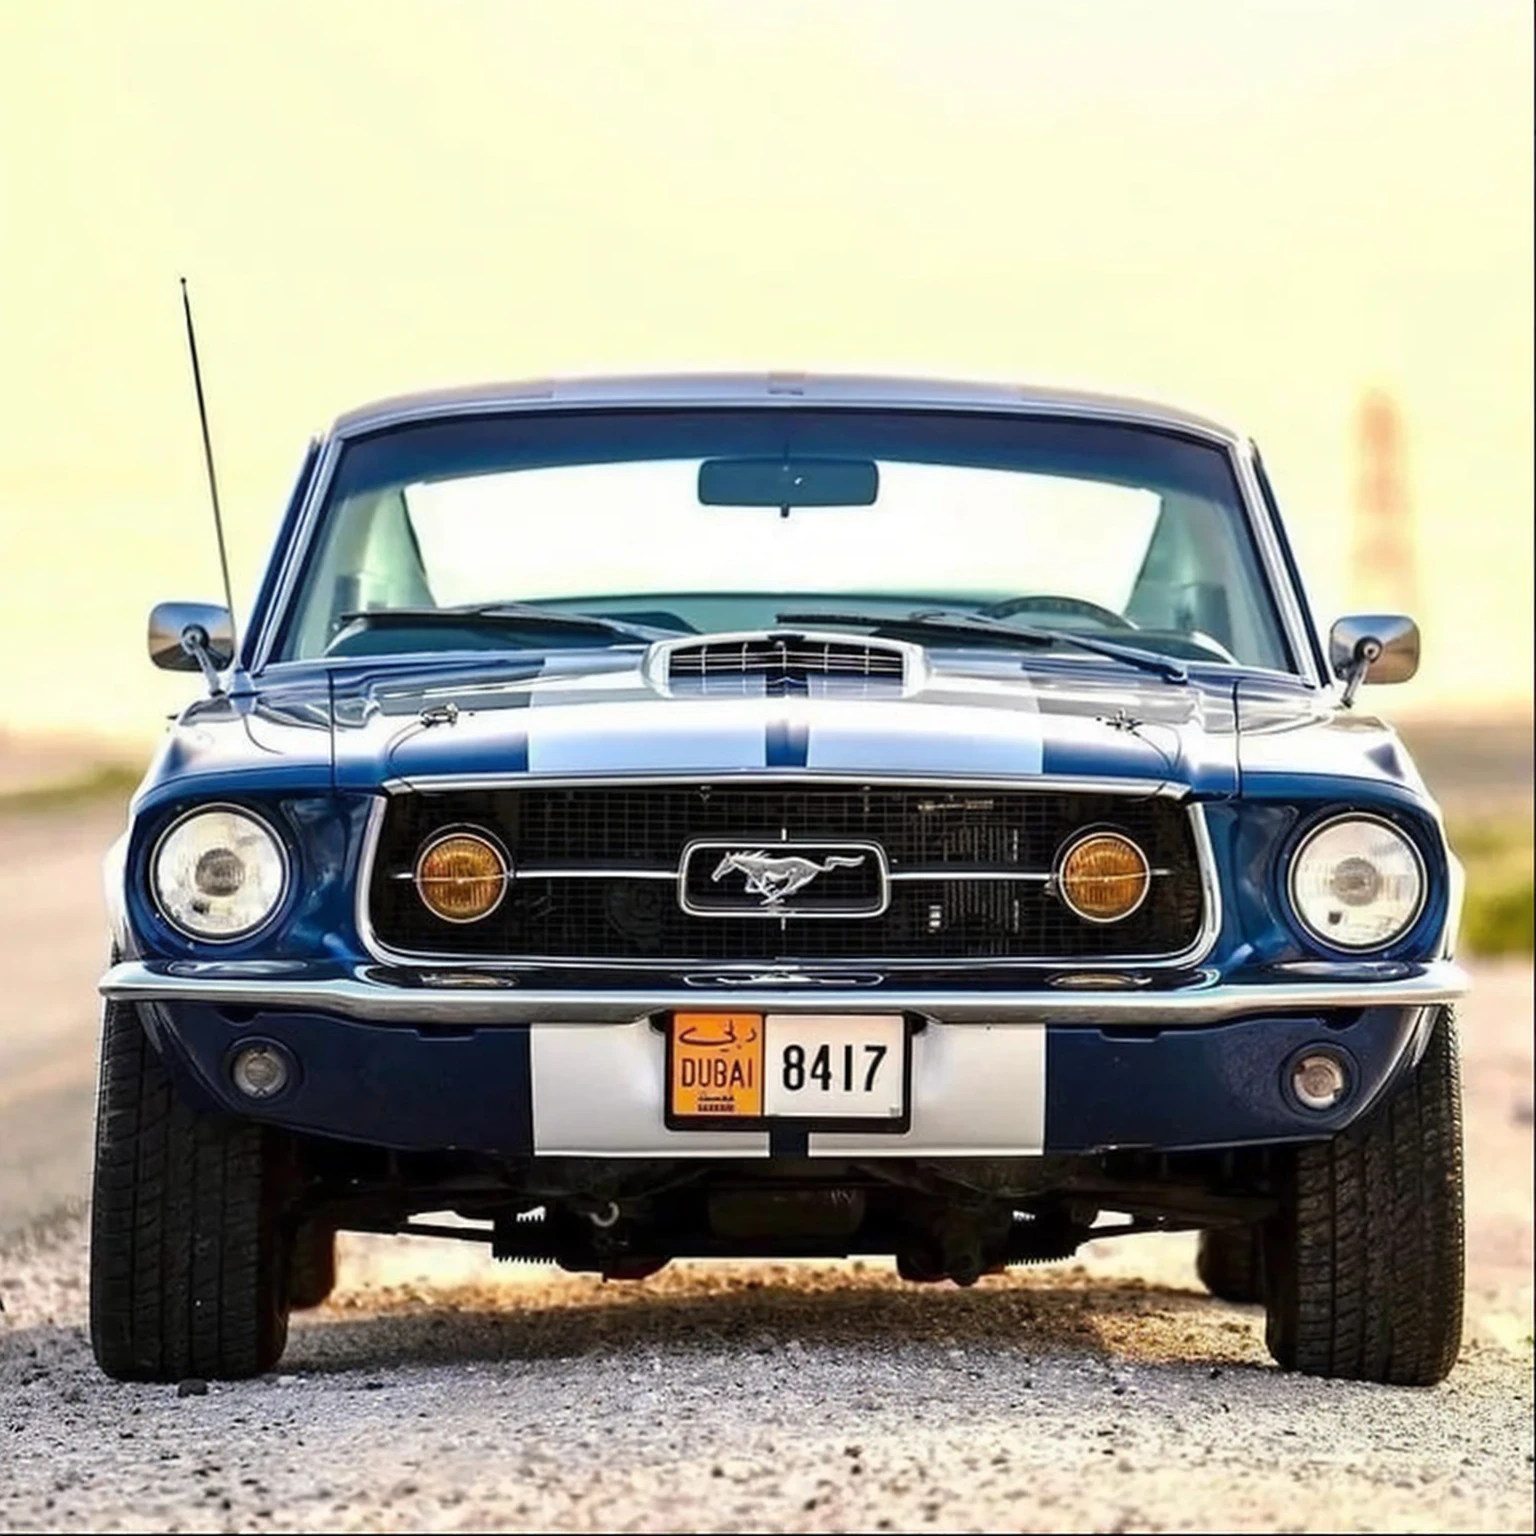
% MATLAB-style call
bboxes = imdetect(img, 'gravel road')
[2,1223,1532,1534]
[0,804,1531,1533]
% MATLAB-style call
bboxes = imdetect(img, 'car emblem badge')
[679,840,889,918]
[712,850,865,906]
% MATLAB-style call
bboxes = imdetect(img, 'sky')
[1,0,1530,742]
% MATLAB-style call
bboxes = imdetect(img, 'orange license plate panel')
[669,1013,765,1119]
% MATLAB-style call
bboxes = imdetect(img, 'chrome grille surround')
[358,775,1220,972]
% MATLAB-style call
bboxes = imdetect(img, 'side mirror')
[148,601,235,672]
[1329,614,1419,705]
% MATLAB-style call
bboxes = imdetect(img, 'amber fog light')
[414,830,509,923]
[1056,831,1151,923]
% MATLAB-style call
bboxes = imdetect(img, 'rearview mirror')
[148,601,235,672]
[698,456,879,509]
[1329,613,1419,703]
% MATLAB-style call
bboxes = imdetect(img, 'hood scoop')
[652,630,918,695]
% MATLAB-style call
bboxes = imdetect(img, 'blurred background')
[0,0,1532,720]
[0,0,1530,1195]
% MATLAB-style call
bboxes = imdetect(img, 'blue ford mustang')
[93,374,1468,1384]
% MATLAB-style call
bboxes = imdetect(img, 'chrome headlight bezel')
[1285,811,1428,954]
[150,803,291,943]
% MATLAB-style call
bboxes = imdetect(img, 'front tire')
[1262,1008,1464,1385]
[89,999,291,1381]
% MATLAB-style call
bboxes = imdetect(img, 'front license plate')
[667,1012,908,1128]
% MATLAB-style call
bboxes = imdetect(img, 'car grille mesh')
[366,784,1206,963]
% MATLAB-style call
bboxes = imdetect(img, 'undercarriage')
[292,1140,1279,1287]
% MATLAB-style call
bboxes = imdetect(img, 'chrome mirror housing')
[148,601,235,673]
[1329,614,1419,705]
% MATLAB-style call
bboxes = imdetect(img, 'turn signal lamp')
[1056,831,1151,923]
[414,831,509,923]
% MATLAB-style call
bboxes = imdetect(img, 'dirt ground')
[0,801,1531,1533]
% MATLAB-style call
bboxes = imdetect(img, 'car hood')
[141,647,1433,810]
[313,648,1243,796]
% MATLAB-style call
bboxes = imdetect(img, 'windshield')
[278,408,1292,671]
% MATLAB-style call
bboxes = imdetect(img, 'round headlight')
[414,830,508,923]
[153,807,288,940]
[1056,831,1151,923]
[1288,815,1425,952]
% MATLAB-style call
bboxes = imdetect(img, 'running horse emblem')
[711,850,867,906]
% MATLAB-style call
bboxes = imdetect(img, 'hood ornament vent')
[654,631,915,695]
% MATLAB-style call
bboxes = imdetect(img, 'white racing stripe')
[516,689,1049,779]
[524,698,767,774]
[804,700,1045,775]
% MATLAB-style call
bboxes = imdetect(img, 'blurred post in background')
[1351,391,1420,619]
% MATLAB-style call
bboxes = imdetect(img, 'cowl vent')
[654,631,914,694]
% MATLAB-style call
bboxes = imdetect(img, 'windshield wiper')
[776,608,1188,683]
[337,602,673,646]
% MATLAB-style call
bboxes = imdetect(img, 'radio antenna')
[179,277,238,640]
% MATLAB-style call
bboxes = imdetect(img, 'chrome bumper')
[99,958,1470,1027]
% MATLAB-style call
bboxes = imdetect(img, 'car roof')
[330,372,1244,447]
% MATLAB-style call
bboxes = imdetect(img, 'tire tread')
[89,1000,289,1381]
[1265,1008,1464,1385]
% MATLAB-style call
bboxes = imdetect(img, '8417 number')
[781,1041,888,1094]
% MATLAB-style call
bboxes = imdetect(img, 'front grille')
[366,784,1207,964]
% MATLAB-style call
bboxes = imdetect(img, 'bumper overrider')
[101,958,1469,1160]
